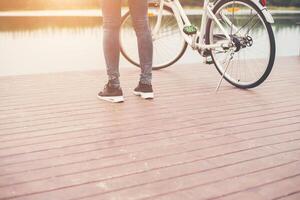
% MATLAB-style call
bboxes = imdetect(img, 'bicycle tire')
[120,4,188,70]
[205,0,276,89]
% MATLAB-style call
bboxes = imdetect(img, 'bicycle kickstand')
[215,52,234,92]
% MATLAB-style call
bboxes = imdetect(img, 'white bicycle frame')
[151,0,274,51]
[151,0,233,51]
[148,0,275,91]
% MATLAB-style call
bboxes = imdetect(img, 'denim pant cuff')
[109,77,120,87]
[140,78,152,85]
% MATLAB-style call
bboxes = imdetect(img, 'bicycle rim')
[120,5,187,70]
[208,0,275,88]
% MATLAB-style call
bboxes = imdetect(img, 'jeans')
[102,0,153,87]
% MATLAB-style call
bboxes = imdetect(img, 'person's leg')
[98,0,124,103]
[128,0,153,85]
[102,0,121,88]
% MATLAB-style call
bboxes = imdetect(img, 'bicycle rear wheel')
[206,0,276,89]
[120,4,187,70]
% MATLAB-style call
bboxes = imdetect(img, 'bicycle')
[120,0,276,89]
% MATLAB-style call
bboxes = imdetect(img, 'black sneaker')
[97,82,124,103]
[133,82,154,99]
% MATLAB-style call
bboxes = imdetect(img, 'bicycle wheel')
[120,4,187,70]
[206,0,276,89]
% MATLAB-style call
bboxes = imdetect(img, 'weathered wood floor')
[0,56,299,200]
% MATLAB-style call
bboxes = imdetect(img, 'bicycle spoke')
[120,6,187,69]
[245,18,260,35]
[209,0,274,88]
[234,11,257,35]
[233,1,236,34]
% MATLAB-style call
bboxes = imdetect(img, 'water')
[0,12,299,76]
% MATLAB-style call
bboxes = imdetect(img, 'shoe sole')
[97,95,124,103]
[133,91,154,99]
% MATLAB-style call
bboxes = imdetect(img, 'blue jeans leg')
[102,0,153,86]
[102,0,121,87]
[129,0,153,85]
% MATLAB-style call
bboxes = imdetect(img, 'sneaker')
[97,82,124,103]
[133,82,154,99]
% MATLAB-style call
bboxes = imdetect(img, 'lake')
[0,11,299,76]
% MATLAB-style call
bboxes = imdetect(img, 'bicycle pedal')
[183,25,197,35]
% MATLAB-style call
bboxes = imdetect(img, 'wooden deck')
[0,56,299,200]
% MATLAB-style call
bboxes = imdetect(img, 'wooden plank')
[0,56,299,200]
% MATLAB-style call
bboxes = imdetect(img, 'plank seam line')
[1,110,299,159]
[0,116,299,168]
[0,126,299,178]
[1,137,300,191]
